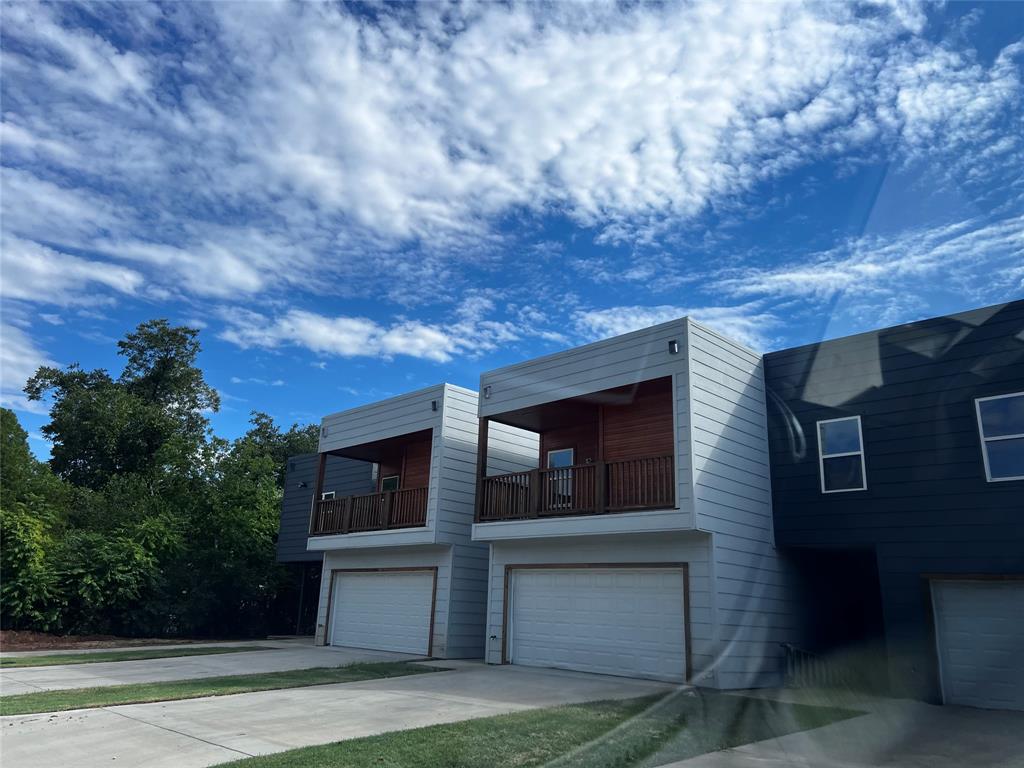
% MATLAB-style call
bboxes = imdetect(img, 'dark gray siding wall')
[764,300,1024,698]
[277,454,376,563]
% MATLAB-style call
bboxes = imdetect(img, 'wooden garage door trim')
[325,567,438,656]
[922,573,1024,705]
[501,562,692,682]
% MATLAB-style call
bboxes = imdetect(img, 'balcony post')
[528,468,541,518]
[474,418,489,522]
[309,452,327,535]
[341,495,352,533]
[381,490,393,528]
[595,461,607,514]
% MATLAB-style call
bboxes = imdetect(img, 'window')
[975,392,1024,482]
[381,475,400,492]
[320,491,336,500]
[547,448,575,468]
[817,416,866,493]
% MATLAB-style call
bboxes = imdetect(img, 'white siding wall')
[434,385,489,658]
[486,421,539,475]
[483,532,717,686]
[480,320,687,415]
[686,319,800,688]
[314,545,451,655]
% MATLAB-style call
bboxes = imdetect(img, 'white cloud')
[0,323,57,414]
[229,376,286,387]
[219,295,525,363]
[0,0,1019,312]
[574,303,777,350]
[0,235,144,306]
[221,310,459,363]
[715,215,1024,304]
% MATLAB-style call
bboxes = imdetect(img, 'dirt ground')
[0,630,202,651]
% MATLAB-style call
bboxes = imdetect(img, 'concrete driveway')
[1,662,671,768]
[661,690,1024,768]
[0,641,418,695]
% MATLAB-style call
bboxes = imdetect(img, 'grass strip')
[221,691,860,768]
[0,644,277,668]
[0,661,439,715]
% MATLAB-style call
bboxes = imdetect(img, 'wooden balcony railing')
[477,455,674,522]
[309,486,428,536]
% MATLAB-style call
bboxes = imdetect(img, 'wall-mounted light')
[321,426,329,436]
[431,399,438,411]
[298,481,308,488]
[483,385,492,399]
[668,339,680,355]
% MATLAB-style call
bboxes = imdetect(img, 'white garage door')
[330,570,433,655]
[932,580,1024,711]
[509,567,686,682]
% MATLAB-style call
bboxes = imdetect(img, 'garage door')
[932,580,1024,711]
[509,567,686,682]
[330,570,433,655]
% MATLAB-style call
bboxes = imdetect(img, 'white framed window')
[320,491,336,500]
[975,391,1024,482]
[817,416,867,493]
[380,474,400,492]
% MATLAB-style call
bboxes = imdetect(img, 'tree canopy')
[2,319,315,638]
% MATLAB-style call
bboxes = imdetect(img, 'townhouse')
[470,318,800,688]
[304,383,532,658]
[764,300,1024,710]
[278,299,1023,710]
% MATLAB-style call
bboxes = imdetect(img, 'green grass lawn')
[221,689,860,768]
[0,644,277,668]
[0,662,439,715]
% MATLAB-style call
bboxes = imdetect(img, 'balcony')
[310,487,428,536]
[477,454,674,522]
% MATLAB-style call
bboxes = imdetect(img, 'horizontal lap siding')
[687,319,800,689]
[319,384,446,452]
[437,385,490,657]
[278,454,375,562]
[402,437,433,489]
[314,545,451,653]
[764,300,1024,699]
[480,321,688,417]
[602,379,674,461]
[486,421,539,475]
[484,532,716,686]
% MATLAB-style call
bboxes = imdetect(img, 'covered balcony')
[309,429,432,536]
[476,377,676,522]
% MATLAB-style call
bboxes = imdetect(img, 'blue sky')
[2,1,1022,455]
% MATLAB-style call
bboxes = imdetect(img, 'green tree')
[236,412,319,488]
[25,320,218,490]
[7,323,315,639]
[0,408,67,630]
[177,438,285,637]
[0,503,62,630]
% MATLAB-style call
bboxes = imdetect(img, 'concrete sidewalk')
[0,644,418,695]
[0,662,672,768]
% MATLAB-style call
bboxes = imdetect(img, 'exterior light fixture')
[484,385,492,399]
[431,399,439,411]
[668,339,680,354]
